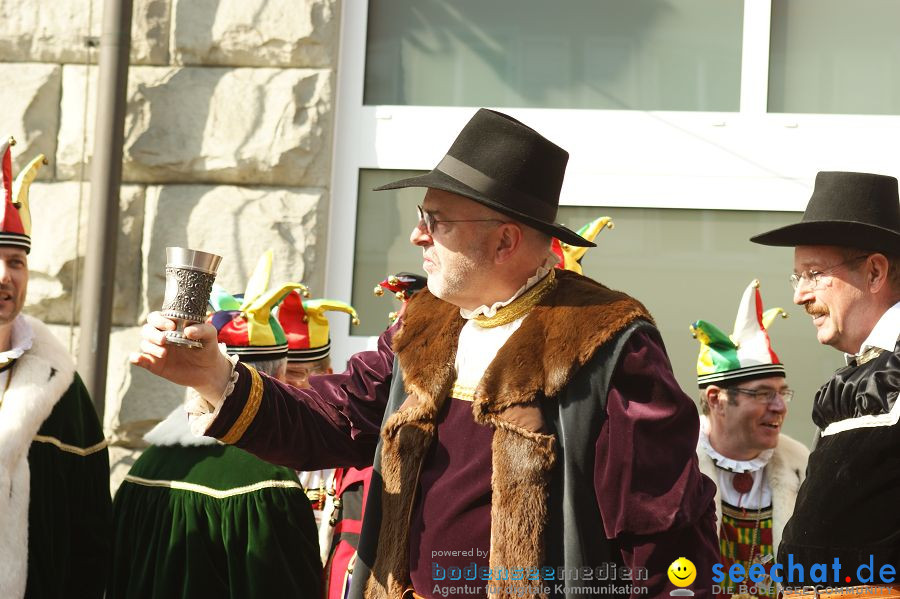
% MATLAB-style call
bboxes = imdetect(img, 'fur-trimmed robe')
[696,433,809,555]
[204,269,719,599]
[0,315,111,599]
[362,270,657,598]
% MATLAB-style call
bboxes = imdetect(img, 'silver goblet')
[160,247,222,349]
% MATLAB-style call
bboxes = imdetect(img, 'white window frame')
[326,0,900,365]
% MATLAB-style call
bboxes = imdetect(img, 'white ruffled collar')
[0,315,34,364]
[459,252,558,320]
[698,416,773,474]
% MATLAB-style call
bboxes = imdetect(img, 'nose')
[769,394,788,413]
[0,261,10,285]
[793,282,813,305]
[410,221,431,247]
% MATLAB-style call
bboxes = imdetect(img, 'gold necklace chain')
[472,269,557,329]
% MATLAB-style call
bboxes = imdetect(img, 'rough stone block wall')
[0,0,340,490]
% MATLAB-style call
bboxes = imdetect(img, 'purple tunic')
[408,397,493,596]
[206,326,718,598]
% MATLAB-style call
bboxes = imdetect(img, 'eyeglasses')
[726,387,794,404]
[416,205,506,236]
[789,255,869,291]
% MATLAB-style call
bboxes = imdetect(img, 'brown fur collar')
[364,269,652,599]
[394,269,653,411]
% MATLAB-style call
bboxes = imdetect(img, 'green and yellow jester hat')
[691,279,788,388]
[277,291,359,363]
[550,216,614,274]
[1,136,47,253]
[208,250,307,361]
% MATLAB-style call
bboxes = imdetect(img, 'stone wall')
[0,0,340,489]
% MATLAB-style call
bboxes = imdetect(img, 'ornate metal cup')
[161,247,222,349]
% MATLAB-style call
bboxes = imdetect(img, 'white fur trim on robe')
[0,315,76,598]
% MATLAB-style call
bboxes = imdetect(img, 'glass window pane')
[364,0,743,111]
[351,170,843,447]
[769,0,900,115]
[352,169,428,337]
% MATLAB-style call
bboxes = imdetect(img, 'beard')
[425,241,491,303]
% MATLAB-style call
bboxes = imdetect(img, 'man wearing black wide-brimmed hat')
[751,171,900,579]
[133,109,719,598]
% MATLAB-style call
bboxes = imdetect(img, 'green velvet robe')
[109,440,322,598]
[0,314,111,599]
[24,374,111,599]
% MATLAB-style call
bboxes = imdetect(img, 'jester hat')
[551,216,614,274]
[1,137,47,253]
[691,279,788,388]
[278,292,359,363]
[374,271,427,323]
[208,250,306,361]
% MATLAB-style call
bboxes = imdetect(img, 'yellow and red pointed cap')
[0,136,46,253]
[277,292,359,363]
[550,216,613,274]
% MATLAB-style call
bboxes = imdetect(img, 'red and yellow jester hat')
[278,292,360,363]
[373,271,427,324]
[550,216,614,274]
[1,136,47,253]
[208,250,307,361]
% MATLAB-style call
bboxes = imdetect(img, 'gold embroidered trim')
[856,346,885,366]
[450,382,476,402]
[123,474,302,499]
[221,364,263,444]
[473,268,556,328]
[32,435,108,457]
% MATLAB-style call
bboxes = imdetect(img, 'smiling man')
[691,280,809,598]
[751,172,900,577]
[0,139,111,598]
[133,109,719,599]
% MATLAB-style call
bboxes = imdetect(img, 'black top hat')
[374,109,594,247]
[751,171,900,255]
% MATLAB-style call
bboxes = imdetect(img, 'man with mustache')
[751,172,900,578]
[691,280,809,598]
[132,109,719,598]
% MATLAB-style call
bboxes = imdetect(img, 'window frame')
[326,0,900,365]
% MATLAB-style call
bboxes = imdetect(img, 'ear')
[705,386,726,413]
[867,253,890,293]
[494,222,523,264]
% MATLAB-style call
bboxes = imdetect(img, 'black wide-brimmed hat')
[751,171,900,254]
[374,108,594,247]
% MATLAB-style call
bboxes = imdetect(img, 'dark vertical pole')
[78,0,133,421]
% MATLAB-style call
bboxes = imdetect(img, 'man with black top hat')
[133,108,719,598]
[751,171,900,577]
